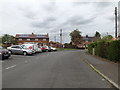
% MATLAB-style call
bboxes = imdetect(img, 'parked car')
[40,46,47,52]
[0,46,11,60]
[36,47,42,53]
[46,46,52,52]
[22,44,39,53]
[7,45,34,56]
[50,47,57,51]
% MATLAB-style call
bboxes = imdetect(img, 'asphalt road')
[2,50,116,88]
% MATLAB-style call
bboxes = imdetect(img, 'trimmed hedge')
[88,40,120,62]
[107,40,120,61]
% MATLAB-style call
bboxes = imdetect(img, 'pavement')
[2,50,118,88]
[80,50,119,89]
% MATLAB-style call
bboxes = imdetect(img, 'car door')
[15,46,23,54]
[10,46,18,54]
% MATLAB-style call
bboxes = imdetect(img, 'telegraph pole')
[115,7,118,39]
[60,29,62,44]
[54,36,56,42]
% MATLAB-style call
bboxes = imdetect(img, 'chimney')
[47,33,49,36]
[32,33,34,35]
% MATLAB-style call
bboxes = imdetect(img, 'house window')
[43,39,46,41]
[27,39,30,41]
[35,39,38,41]
[18,39,22,41]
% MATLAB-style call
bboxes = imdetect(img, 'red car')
[40,46,47,52]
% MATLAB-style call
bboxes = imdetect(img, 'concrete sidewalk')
[80,50,119,87]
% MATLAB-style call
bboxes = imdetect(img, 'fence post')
[93,48,95,55]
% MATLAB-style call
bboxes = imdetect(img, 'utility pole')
[60,29,62,44]
[115,7,118,39]
[107,32,108,40]
[54,36,56,42]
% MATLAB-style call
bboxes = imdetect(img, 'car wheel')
[9,50,12,54]
[23,52,27,56]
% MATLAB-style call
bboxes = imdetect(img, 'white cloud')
[0,0,118,43]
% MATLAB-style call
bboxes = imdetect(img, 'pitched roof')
[15,33,49,39]
[82,36,95,41]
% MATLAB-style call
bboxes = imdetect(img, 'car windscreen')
[21,45,28,49]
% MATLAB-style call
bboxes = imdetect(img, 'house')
[15,33,49,45]
[49,41,63,48]
[71,35,95,48]
[79,36,95,48]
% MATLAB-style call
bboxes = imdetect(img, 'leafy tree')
[70,29,82,46]
[0,37,2,45]
[2,34,18,44]
[95,31,101,41]
[102,35,113,40]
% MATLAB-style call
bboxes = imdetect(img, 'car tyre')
[9,50,12,54]
[23,52,27,56]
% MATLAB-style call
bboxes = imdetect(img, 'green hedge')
[107,40,120,61]
[88,40,120,62]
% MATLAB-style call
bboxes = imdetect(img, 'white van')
[22,44,41,53]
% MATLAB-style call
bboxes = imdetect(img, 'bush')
[95,41,109,58]
[88,43,95,54]
[88,40,120,62]
[107,40,120,61]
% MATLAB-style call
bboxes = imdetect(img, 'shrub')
[88,40,120,62]
[107,40,120,61]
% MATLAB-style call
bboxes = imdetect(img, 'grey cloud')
[24,11,36,19]
[64,16,96,26]
[31,17,56,29]
[95,2,112,8]
[43,2,56,12]
[18,7,36,19]
[108,16,114,21]
[73,2,92,5]
[74,2,113,9]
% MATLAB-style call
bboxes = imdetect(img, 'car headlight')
[8,51,11,54]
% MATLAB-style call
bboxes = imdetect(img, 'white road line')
[5,65,16,70]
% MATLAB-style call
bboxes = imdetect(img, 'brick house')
[15,33,49,45]
[49,41,63,48]
[80,36,95,48]
[71,36,95,48]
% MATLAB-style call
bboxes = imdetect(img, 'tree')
[0,37,2,45]
[95,31,101,41]
[70,29,82,46]
[102,35,113,40]
[2,34,18,44]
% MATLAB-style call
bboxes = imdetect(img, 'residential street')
[2,50,116,88]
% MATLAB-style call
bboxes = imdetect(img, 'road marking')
[5,65,16,70]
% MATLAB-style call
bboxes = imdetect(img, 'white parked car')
[22,44,41,53]
[50,47,57,51]
[37,47,42,53]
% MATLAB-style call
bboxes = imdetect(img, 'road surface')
[2,50,116,88]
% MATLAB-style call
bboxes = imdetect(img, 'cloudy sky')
[0,0,118,43]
